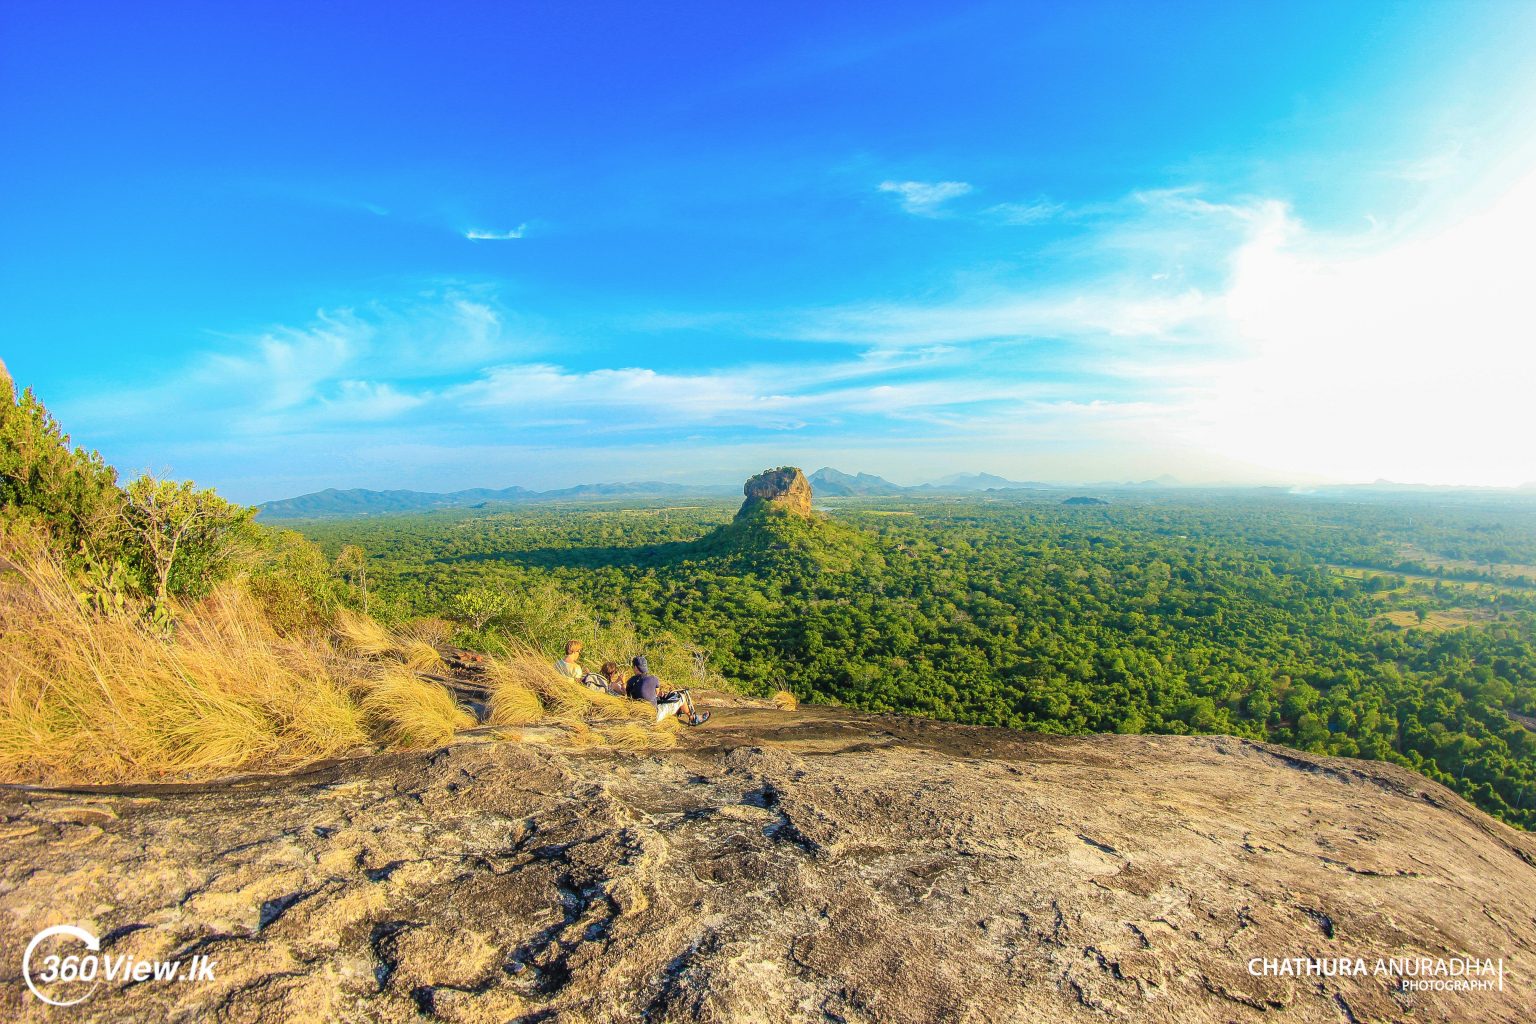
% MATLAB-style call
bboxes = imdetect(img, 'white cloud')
[319,380,427,422]
[443,357,1049,433]
[201,310,371,414]
[787,286,1216,349]
[56,294,519,442]
[1180,167,1536,485]
[1391,143,1466,184]
[986,199,1061,225]
[448,363,800,428]
[878,180,972,216]
[465,224,527,240]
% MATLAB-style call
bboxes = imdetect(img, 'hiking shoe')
[689,711,711,726]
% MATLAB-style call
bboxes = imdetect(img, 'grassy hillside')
[0,378,693,783]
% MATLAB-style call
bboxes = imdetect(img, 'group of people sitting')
[553,640,711,726]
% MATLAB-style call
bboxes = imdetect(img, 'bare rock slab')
[1,705,1533,1022]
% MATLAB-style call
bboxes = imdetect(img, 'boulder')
[737,466,813,519]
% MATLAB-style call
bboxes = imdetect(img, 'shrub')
[0,366,127,565]
[245,528,346,634]
[123,473,256,609]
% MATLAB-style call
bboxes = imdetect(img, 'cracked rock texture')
[1,704,1533,1022]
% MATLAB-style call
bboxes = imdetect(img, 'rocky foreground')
[1,703,1533,1023]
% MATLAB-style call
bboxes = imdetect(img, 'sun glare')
[1196,166,1536,485]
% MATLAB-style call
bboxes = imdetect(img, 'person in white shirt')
[554,639,584,681]
[556,640,613,692]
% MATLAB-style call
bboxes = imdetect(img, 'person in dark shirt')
[625,655,709,725]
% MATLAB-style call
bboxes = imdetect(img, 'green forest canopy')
[287,489,1536,830]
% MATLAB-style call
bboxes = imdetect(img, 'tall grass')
[0,528,701,784]
[0,529,374,780]
[335,607,395,657]
[400,639,446,673]
[360,668,474,747]
[482,647,653,727]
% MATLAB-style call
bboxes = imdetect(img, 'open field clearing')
[1374,607,1499,631]
[1393,544,1536,583]
[1328,564,1532,597]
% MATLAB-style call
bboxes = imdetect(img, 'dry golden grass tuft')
[396,616,457,646]
[360,668,475,747]
[483,656,549,726]
[400,639,446,673]
[604,721,679,750]
[336,608,395,657]
[772,689,799,711]
[0,530,372,781]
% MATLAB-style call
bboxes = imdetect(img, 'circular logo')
[23,924,102,1007]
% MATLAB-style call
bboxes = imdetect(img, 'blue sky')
[4,1,1536,502]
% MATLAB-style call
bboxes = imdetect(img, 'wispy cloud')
[785,288,1217,350]
[878,180,972,216]
[464,224,527,240]
[1390,142,1466,184]
[319,380,427,422]
[56,293,520,437]
[448,363,800,429]
[985,199,1061,225]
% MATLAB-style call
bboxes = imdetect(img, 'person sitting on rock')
[599,661,627,697]
[556,640,611,693]
[554,640,585,681]
[625,655,710,725]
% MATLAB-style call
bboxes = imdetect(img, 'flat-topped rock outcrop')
[738,466,813,519]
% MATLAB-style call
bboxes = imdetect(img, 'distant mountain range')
[932,471,1055,490]
[807,467,1057,496]
[256,482,731,519]
[257,467,1183,519]
[256,468,1536,520]
[261,472,1105,521]
[806,468,908,496]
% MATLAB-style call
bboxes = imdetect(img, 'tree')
[0,365,125,561]
[1295,713,1330,751]
[123,474,254,610]
[1281,683,1321,721]
[449,582,512,631]
[334,544,370,613]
